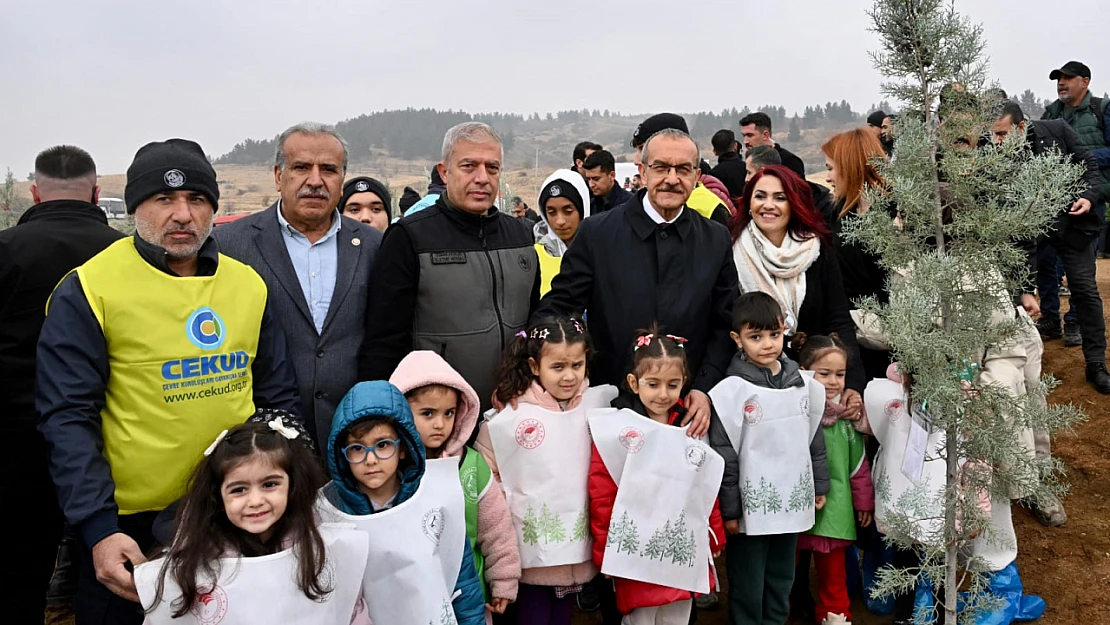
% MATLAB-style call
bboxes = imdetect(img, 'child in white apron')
[134,415,370,625]
[790,335,874,625]
[588,328,726,625]
[474,315,617,625]
[390,351,522,623]
[708,292,829,625]
[316,380,487,625]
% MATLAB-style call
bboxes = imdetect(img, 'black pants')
[1040,233,1107,364]
[725,532,798,625]
[891,545,921,621]
[75,512,159,625]
[1,427,65,623]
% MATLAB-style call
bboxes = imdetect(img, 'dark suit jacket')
[213,203,382,449]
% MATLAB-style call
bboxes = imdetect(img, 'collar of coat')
[626,189,694,242]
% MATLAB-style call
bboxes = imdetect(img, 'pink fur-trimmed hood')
[389,350,481,459]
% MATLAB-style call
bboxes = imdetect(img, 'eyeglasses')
[343,439,401,464]
[646,162,697,177]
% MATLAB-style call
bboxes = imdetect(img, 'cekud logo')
[187,307,225,350]
[161,307,249,381]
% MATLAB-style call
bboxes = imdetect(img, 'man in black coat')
[535,128,738,432]
[740,111,806,179]
[0,146,124,622]
[710,129,747,199]
[993,101,1109,394]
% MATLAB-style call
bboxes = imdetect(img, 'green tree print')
[741,477,761,515]
[873,465,892,504]
[540,503,567,544]
[522,505,540,546]
[607,511,641,554]
[429,599,457,625]
[572,510,589,541]
[641,521,671,560]
[788,465,815,512]
[759,477,784,514]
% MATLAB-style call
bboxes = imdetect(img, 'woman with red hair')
[729,164,866,399]
[821,129,893,381]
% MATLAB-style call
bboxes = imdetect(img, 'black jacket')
[810,182,838,231]
[832,202,890,307]
[1028,120,1103,248]
[790,243,866,393]
[593,184,633,214]
[775,143,806,179]
[0,201,124,429]
[711,152,747,199]
[358,198,540,411]
[535,191,739,393]
[36,235,300,548]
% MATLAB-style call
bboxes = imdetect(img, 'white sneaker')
[822,613,851,625]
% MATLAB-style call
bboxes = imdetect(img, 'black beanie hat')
[125,139,219,214]
[867,110,888,128]
[631,113,689,147]
[339,177,392,220]
[539,178,585,220]
[399,186,422,212]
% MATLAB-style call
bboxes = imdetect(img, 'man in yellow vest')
[36,139,299,624]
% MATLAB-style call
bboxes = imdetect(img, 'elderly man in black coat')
[535,128,739,434]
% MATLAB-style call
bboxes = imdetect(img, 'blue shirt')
[277,203,341,333]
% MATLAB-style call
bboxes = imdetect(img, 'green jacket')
[1044,93,1110,202]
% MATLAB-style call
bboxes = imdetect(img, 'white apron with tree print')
[709,373,825,535]
[488,384,618,568]
[134,524,368,625]
[866,378,948,544]
[315,457,466,625]
[588,408,724,593]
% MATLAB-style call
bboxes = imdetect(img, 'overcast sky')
[2,0,1105,175]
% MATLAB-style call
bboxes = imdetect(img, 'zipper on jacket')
[479,219,506,350]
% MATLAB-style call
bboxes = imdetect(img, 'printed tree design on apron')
[745,477,784,514]
[429,599,458,625]
[787,465,815,512]
[873,464,892,506]
[640,510,698,567]
[606,511,641,555]
[522,503,568,545]
[895,474,938,519]
[572,510,589,541]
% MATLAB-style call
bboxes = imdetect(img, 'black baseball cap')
[1049,61,1091,80]
[631,113,689,148]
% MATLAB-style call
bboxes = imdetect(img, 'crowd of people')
[0,59,1107,625]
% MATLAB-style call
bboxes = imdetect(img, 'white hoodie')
[535,169,592,258]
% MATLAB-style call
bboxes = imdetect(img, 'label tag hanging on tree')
[901,407,930,484]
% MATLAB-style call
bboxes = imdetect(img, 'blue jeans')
[1037,244,1073,324]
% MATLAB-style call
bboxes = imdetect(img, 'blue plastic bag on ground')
[911,562,1045,624]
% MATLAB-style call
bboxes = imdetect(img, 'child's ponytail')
[495,315,592,405]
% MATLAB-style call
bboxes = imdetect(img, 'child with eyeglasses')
[316,380,486,625]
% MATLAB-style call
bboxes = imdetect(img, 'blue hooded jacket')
[325,381,485,625]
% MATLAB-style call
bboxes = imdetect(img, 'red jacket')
[588,400,726,614]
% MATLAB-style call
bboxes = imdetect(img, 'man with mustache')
[214,122,383,449]
[359,122,539,413]
[36,138,299,623]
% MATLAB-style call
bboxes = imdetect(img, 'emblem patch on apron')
[515,419,545,449]
[743,398,763,425]
[423,508,445,544]
[619,427,645,453]
[684,444,707,470]
[885,399,904,421]
[192,587,229,625]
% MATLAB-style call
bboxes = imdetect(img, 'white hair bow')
[268,417,299,441]
[204,430,229,457]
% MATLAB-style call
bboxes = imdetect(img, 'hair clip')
[539,328,550,340]
[571,319,583,334]
[516,331,527,338]
[530,328,540,339]
[268,417,299,441]
[666,334,688,347]
[204,430,229,457]
[635,334,654,351]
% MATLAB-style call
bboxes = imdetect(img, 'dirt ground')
[45,261,1109,625]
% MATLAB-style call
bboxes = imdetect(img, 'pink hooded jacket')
[389,351,521,602]
[474,379,599,588]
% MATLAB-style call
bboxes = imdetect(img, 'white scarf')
[734,223,821,334]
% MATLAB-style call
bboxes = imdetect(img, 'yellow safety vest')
[74,238,267,514]
[687,183,724,221]
[535,243,563,297]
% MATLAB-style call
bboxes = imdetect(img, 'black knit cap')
[539,179,585,220]
[124,139,219,214]
[339,177,392,220]
[631,113,689,148]
[399,186,422,212]
[867,110,888,127]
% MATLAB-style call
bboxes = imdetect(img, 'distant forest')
[214,88,1071,167]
